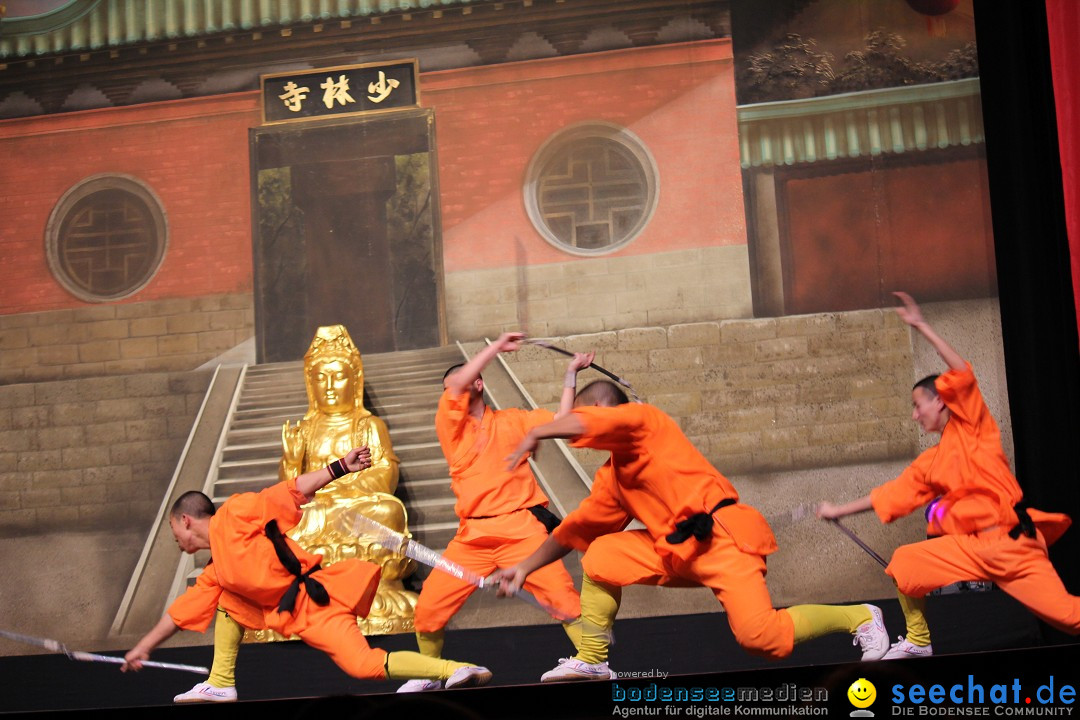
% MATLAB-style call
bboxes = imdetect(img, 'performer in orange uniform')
[399,332,583,692]
[496,379,890,682]
[819,292,1079,659]
[122,447,491,691]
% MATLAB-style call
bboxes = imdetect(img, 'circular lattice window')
[46,175,168,302]
[525,123,659,256]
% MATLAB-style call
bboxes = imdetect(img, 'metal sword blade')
[525,339,642,402]
[349,512,574,621]
[69,651,209,674]
[0,629,208,674]
[829,518,889,568]
[0,628,70,654]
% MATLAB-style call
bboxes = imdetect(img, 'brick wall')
[446,245,752,341]
[0,93,259,316]
[0,370,212,536]
[501,308,919,477]
[425,40,745,273]
[0,293,253,385]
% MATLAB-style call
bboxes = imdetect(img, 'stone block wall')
[445,246,753,342]
[0,370,212,536]
[0,294,253,385]
[501,307,920,478]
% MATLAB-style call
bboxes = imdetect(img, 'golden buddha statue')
[276,325,418,634]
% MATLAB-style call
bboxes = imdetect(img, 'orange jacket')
[871,363,1070,542]
[553,403,777,563]
[435,388,552,524]
[168,478,381,632]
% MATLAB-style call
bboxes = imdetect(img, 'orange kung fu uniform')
[552,402,795,660]
[414,388,581,632]
[872,363,1079,634]
[167,478,388,679]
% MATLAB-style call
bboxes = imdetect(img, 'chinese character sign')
[261,60,418,124]
[277,81,310,112]
[367,70,400,103]
[321,75,356,108]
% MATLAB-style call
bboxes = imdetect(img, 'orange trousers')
[268,593,388,680]
[414,521,581,632]
[887,528,1080,634]
[581,529,795,660]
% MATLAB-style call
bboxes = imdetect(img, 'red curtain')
[1045,0,1080,347]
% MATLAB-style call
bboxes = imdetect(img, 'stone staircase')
[209,344,465,553]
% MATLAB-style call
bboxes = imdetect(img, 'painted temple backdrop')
[0,0,1075,685]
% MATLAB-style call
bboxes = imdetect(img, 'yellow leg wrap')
[577,573,620,665]
[787,604,873,643]
[415,629,445,658]
[206,608,243,688]
[385,651,470,681]
[898,591,932,646]
[562,617,583,652]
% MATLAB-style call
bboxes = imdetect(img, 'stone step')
[396,476,454,502]
[389,440,444,463]
[212,475,277,500]
[405,499,459,531]
[216,458,278,480]
[398,457,453,483]
[365,387,444,407]
[220,441,281,464]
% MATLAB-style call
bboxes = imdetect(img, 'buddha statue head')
[302,325,370,418]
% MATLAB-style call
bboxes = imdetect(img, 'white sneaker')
[882,636,933,660]
[853,604,889,661]
[173,682,237,703]
[396,678,444,693]
[445,665,492,689]
[540,657,614,683]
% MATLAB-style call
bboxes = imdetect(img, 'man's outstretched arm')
[444,331,525,396]
[492,534,574,597]
[556,351,595,419]
[122,614,180,671]
[295,446,372,502]
[893,291,966,373]
[816,495,873,520]
[505,413,587,469]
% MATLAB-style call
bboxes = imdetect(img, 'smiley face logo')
[847,678,877,709]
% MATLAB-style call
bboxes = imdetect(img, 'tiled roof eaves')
[0,0,478,59]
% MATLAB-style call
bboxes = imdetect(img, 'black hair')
[575,380,630,407]
[912,374,940,396]
[171,491,216,520]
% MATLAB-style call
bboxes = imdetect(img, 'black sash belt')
[467,505,561,532]
[1008,501,1036,540]
[528,505,562,533]
[265,519,329,613]
[666,498,736,544]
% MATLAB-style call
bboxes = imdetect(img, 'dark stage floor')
[2,591,1077,719]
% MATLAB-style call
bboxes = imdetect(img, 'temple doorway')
[250,108,445,362]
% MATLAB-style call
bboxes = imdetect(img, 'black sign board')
[260,59,419,125]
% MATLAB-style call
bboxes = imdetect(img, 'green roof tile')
[0,0,480,59]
